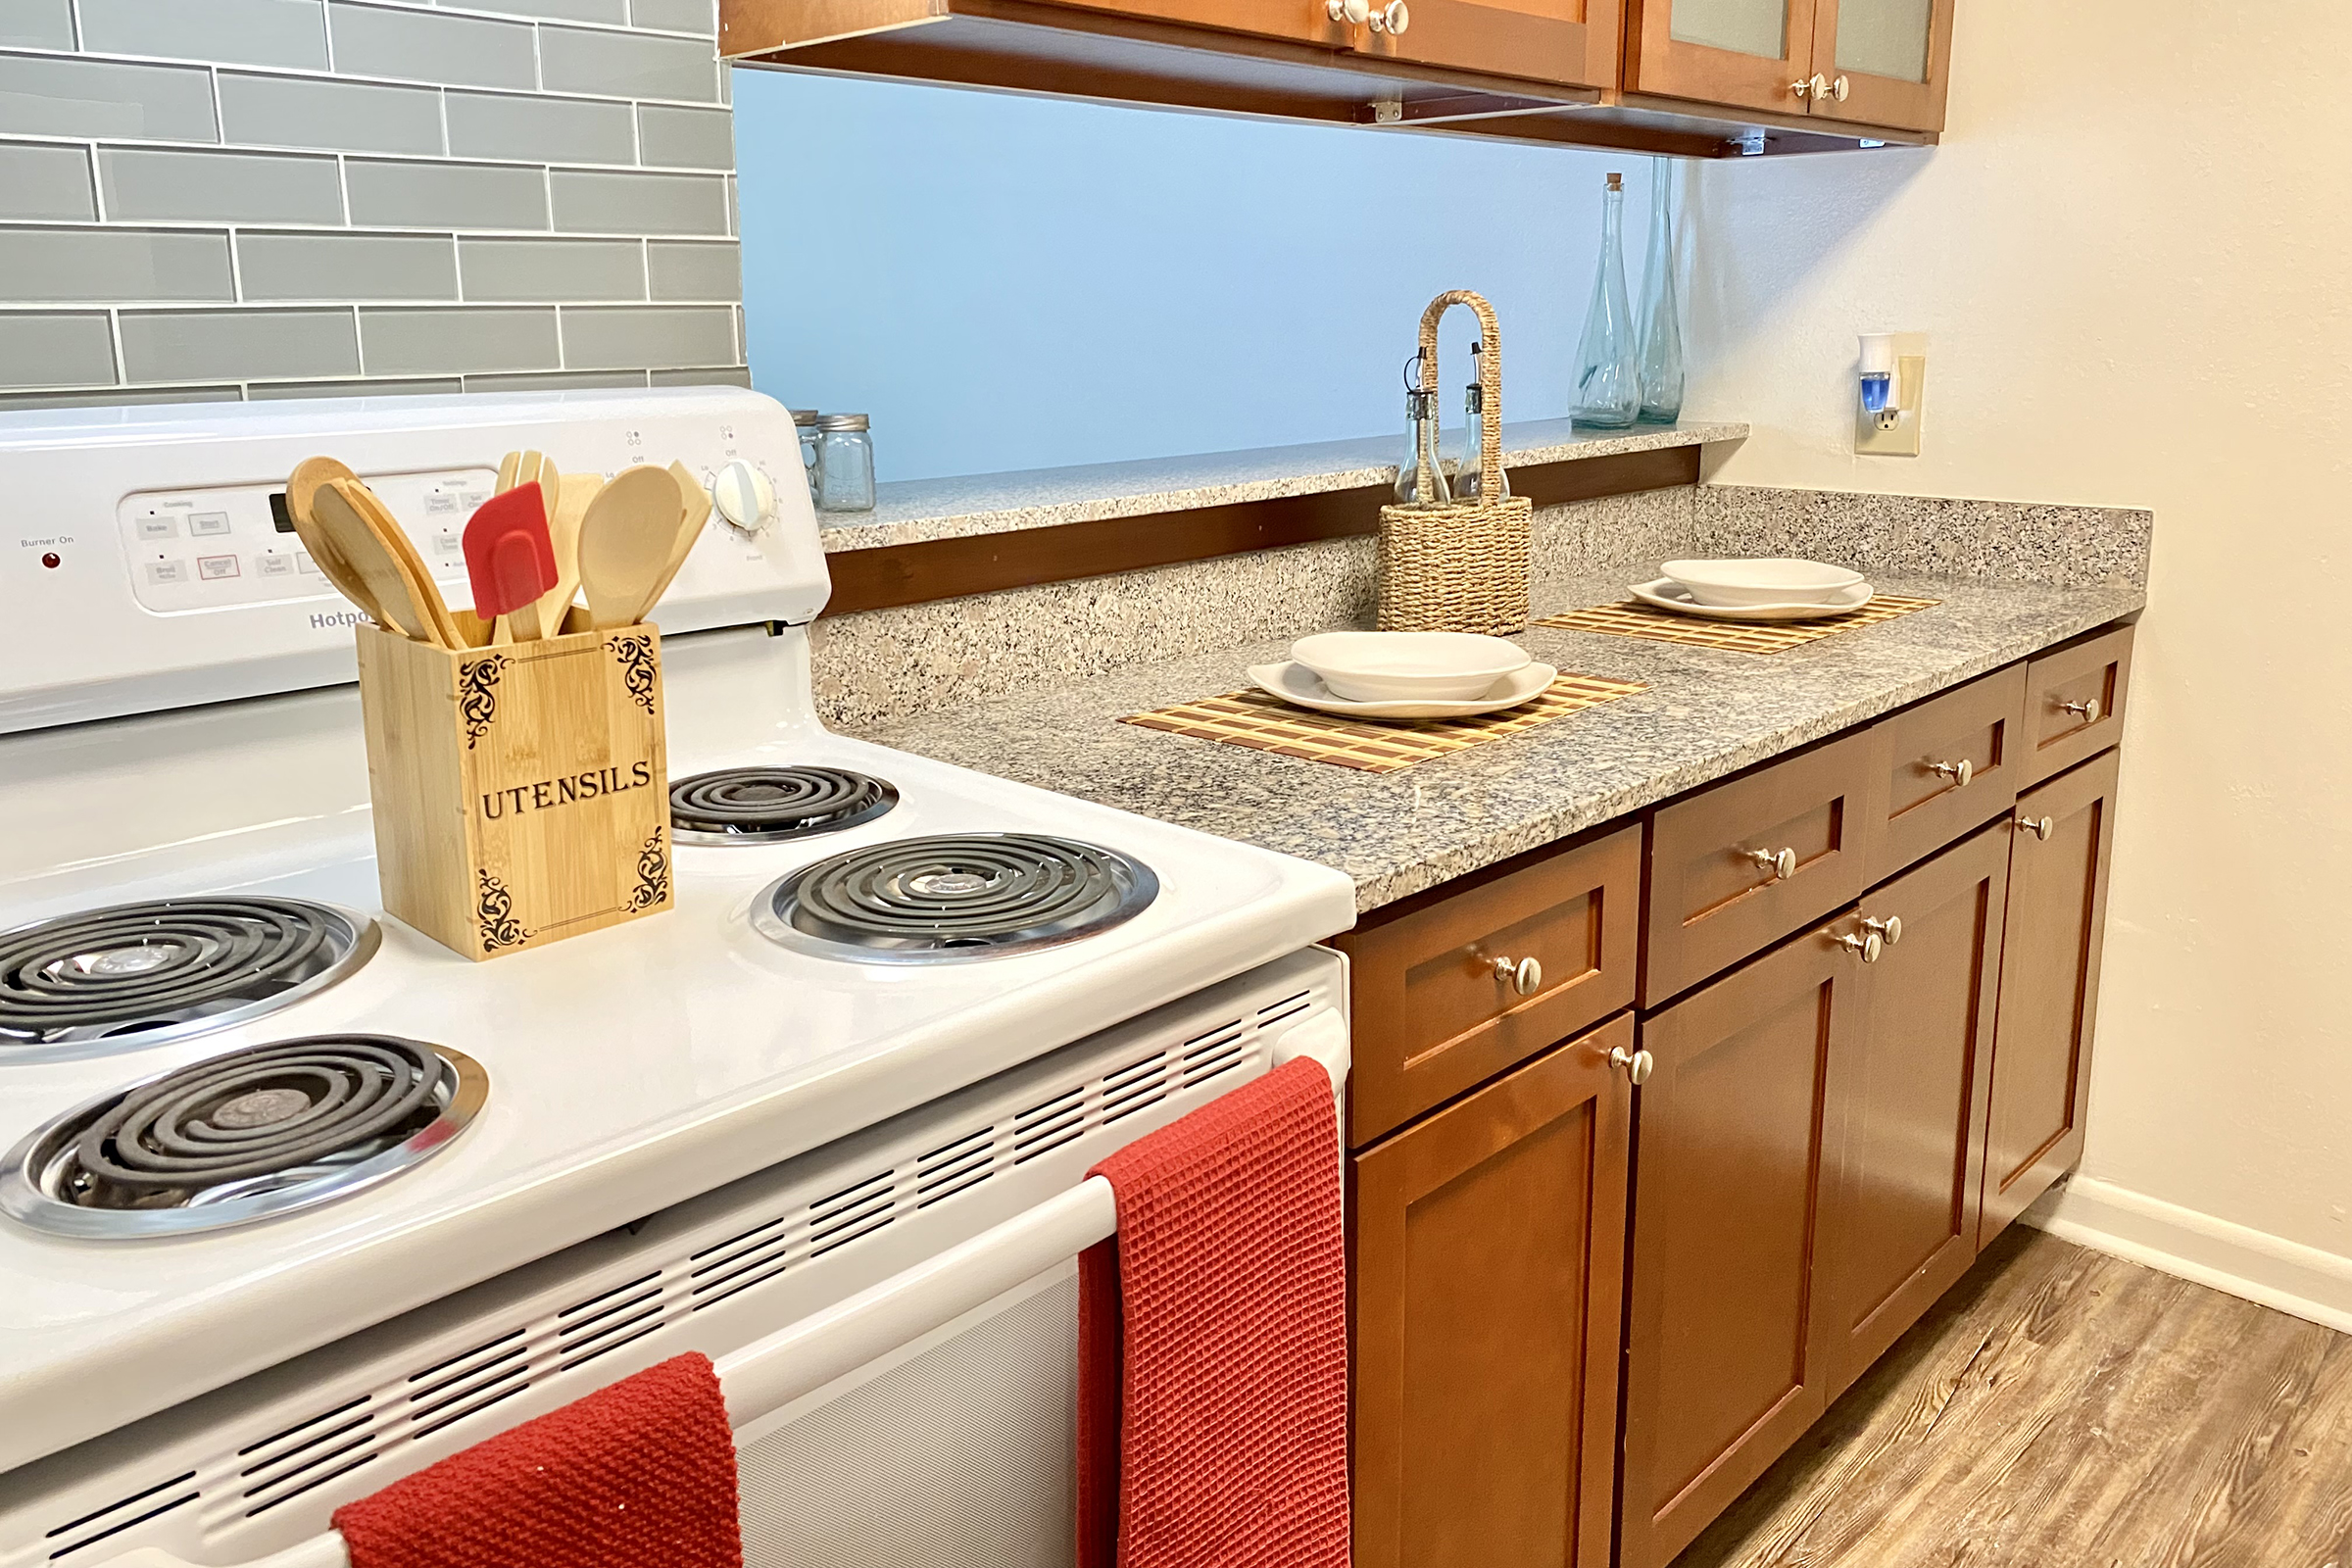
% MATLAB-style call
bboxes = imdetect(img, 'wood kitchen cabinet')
[1622,0,1952,131]
[1351,1012,1633,1568]
[1980,746,2121,1246]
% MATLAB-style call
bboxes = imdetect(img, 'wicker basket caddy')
[1377,290,1533,635]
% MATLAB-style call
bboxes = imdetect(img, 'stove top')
[0,897,379,1062]
[2,1035,485,1239]
[755,832,1157,962]
[668,764,898,846]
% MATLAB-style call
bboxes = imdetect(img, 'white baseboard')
[2024,1175,2352,1336]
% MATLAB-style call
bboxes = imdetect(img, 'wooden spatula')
[282,457,379,619]
[578,466,685,631]
[309,480,443,645]
[464,483,558,635]
[330,479,465,648]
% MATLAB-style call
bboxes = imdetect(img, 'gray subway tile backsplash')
[0,0,743,399]
[120,308,362,383]
[358,306,563,374]
[345,158,551,230]
[238,231,460,301]
[0,226,234,302]
[561,304,733,369]
[99,147,346,223]
[447,90,637,166]
[551,169,727,234]
[0,313,118,388]
[459,236,646,301]
[217,72,444,156]
[0,143,95,220]
[539,24,717,102]
[78,0,330,71]
[325,2,538,90]
[0,53,219,141]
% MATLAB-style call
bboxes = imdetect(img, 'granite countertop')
[818,418,1748,553]
[856,569,2145,913]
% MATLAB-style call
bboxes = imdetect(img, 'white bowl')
[1290,631,1530,703]
[1662,558,1865,608]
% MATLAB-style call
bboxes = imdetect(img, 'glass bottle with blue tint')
[1635,163,1685,424]
[1571,172,1640,430]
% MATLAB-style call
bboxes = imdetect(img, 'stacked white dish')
[1632,558,1873,622]
[1252,631,1555,718]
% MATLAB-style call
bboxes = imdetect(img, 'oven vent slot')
[1100,1052,1171,1125]
[1011,1087,1087,1163]
[1256,990,1313,1028]
[555,1271,667,1372]
[233,1393,385,1517]
[1178,1024,1249,1086]
[43,1472,199,1561]
[915,1128,996,1206]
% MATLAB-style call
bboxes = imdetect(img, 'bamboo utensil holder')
[357,608,672,961]
[1378,290,1534,635]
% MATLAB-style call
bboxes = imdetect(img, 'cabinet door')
[1354,0,1616,91]
[1625,0,1820,116]
[1804,0,1952,131]
[1353,1013,1632,1568]
[1981,747,2121,1246]
[1824,819,2006,1399]
[1618,924,1861,1568]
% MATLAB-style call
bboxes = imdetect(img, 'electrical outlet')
[1856,334,1928,457]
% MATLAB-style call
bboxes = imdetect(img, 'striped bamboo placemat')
[1535,594,1940,655]
[1119,672,1645,774]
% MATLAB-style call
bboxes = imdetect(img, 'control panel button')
[297,551,321,574]
[197,554,240,580]
[257,554,295,577]
[188,513,231,537]
[433,531,461,556]
[146,560,188,585]
[137,517,177,541]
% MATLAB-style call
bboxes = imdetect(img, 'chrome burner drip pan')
[0,897,378,1064]
[753,832,1158,964]
[1,1035,488,1239]
[670,765,898,846]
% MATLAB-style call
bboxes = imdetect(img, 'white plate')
[1661,557,1865,607]
[1630,578,1876,622]
[1289,630,1530,702]
[1248,660,1559,718]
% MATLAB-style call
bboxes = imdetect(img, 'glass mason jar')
[790,409,821,494]
[814,415,875,513]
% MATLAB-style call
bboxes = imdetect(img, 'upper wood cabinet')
[1622,0,1951,130]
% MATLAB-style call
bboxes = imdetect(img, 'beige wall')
[1681,1,2352,1316]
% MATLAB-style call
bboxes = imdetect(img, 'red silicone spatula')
[462,482,558,638]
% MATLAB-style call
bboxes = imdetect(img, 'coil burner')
[669,766,899,846]
[0,1035,487,1238]
[753,833,1158,963]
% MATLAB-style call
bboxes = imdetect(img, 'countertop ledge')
[855,568,2144,914]
[818,418,1747,554]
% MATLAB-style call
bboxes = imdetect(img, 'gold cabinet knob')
[2059,696,2103,724]
[1791,75,1814,98]
[1862,914,1902,947]
[1609,1044,1655,1085]
[2018,813,2054,841]
[1368,0,1408,32]
[1929,758,1974,788]
[1826,73,1851,101]
[1492,955,1542,996]
[1747,846,1798,883]
[1325,0,1370,21]
[1838,928,1885,963]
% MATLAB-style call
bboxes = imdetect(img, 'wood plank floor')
[1673,1227,2352,1568]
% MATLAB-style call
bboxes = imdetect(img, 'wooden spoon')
[577,466,685,631]
[619,461,713,625]
[309,480,442,645]
[282,457,378,618]
[330,478,464,648]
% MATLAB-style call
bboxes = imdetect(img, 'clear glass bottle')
[790,409,821,494]
[814,414,875,513]
[1635,164,1686,424]
[1394,351,1450,506]
[1570,172,1641,431]
[1449,339,1510,502]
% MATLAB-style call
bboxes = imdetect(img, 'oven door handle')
[109,1013,1349,1568]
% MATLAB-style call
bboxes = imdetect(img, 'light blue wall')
[735,69,1668,482]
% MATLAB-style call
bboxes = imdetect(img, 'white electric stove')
[0,389,1357,1539]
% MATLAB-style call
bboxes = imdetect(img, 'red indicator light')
[40,553,61,569]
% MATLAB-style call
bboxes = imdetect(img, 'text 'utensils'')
[463,483,557,622]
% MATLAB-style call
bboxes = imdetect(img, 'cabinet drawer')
[1642,731,1873,1005]
[1336,823,1641,1146]
[1861,664,2027,883]
[2019,624,2132,786]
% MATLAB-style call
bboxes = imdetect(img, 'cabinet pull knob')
[1325,0,1370,22]
[1826,73,1850,101]
[1609,1045,1655,1085]
[1367,0,1408,31]
[1837,928,1886,964]
[1862,914,1903,947]
[2018,813,2054,840]
[1790,75,1814,98]
[1492,955,1542,996]
[2058,696,2103,724]
[1929,758,1974,788]
[1747,846,1798,883]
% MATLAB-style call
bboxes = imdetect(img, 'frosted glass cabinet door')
[1629,0,1819,115]
[1359,0,1617,93]
[1806,0,1954,130]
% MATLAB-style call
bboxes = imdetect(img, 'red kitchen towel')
[333,1350,742,1568]
[1077,1055,1349,1568]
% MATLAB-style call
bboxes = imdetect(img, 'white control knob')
[710,460,775,535]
